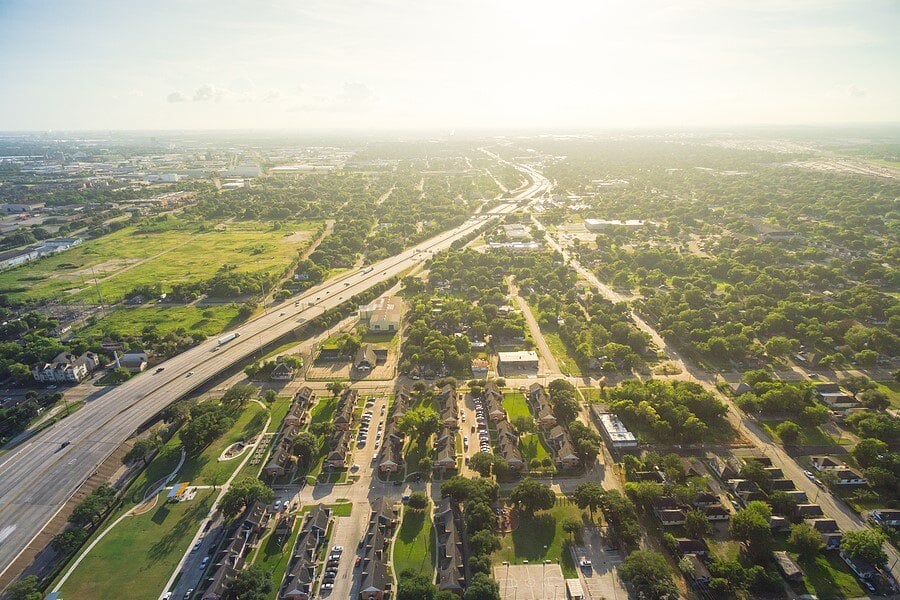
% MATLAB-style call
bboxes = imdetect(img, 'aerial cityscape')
[0,2,898,600]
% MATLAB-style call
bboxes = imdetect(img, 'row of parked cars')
[472,397,492,454]
[320,545,344,592]
[358,398,386,449]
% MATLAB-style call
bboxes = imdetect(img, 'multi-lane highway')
[0,173,548,584]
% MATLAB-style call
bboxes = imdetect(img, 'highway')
[0,172,548,584]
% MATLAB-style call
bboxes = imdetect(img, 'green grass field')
[875,380,900,410]
[59,490,216,600]
[519,433,550,464]
[543,331,583,376]
[393,504,435,578]
[761,419,837,447]
[173,402,268,486]
[251,515,302,598]
[80,305,242,339]
[493,497,587,567]
[266,397,294,433]
[0,219,317,303]
[502,392,532,422]
[772,538,864,598]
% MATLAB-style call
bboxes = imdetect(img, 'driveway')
[572,526,631,600]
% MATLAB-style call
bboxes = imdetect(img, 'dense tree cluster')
[606,379,729,444]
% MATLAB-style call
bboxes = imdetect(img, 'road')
[0,173,548,586]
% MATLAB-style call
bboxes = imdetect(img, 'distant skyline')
[1,0,898,131]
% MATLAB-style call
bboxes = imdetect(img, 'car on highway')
[191,541,201,552]
[199,556,209,570]
[155,367,165,373]
[162,593,172,600]
[59,441,70,449]
[183,590,193,600]
[186,371,194,377]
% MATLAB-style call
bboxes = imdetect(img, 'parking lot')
[571,526,630,600]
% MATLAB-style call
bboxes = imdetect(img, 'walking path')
[53,449,186,591]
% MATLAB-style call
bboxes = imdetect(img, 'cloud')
[166,91,187,103]
[301,82,377,112]
[193,84,223,102]
[847,84,867,98]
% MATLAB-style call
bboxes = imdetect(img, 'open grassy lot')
[0,219,317,303]
[174,401,268,487]
[493,497,587,567]
[59,490,216,600]
[502,392,532,422]
[875,380,900,409]
[760,418,837,447]
[265,397,294,433]
[772,538,864,598]
[543,331,582,376]
[80,304,242,339]
[393,504,435,578]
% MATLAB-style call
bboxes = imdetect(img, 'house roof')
[355,344,377,368]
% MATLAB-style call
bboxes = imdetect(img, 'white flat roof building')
[593,409,638,448]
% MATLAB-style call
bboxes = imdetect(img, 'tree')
[469,452,495,477]
[224,564,273,600]
[859,389,890,411]
[765,336,799,358]
[220,478,274,517]
[853,438,888,469]
[468,529,501,555]
[465,501,497,533]
[408,492,429,510]
[123,436,160,465]
[841,528,888,566]
[775,420,801,445]
[397,573,436,600]
[572,481,604,521]
[801,404,830,427]
[511,415,535,433]
[291,432,319,467]
[326,380,347,396]
[262,389,278,403]
[51,528,90,555]
[684,508,711,539]
[730,501,773,559]
[562,517,581,540]
[463,573,501,600]
[221,383,257,407]
[7,576,42,600]
[767,490,798,516]
[508,478,555,516]
[789,523,824,559]
[619,550,678,600]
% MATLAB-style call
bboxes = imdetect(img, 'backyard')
[493,497,587,576]
[250,516,303,598]
[393,503,435,579]
[501,392,532,422]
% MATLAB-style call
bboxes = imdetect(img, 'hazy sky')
[1,0,898,131]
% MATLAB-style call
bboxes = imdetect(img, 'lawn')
[393,504,435,579]
[875,380,900,410]
[502,392,532,422]
[251,515,303,597]
[174,401,268,487]
[543,331,582,376]
[493,497,588,567]
[761,419,837,447]
[80,305,242,339]
[306,395,339,479]
[0,218,317,303]
[772,537,865,599]
[59,490,216,600]
[266,397,294,433]
[519,433,550,464]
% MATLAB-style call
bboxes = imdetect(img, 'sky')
[0,0,898,131]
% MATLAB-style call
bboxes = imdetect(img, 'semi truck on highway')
[217,332,239,346]
[362,266,374,274]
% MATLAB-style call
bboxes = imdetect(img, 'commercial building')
[358,296,404,332]
[497,351,539,375]
[584,219,645,231]
[590,407,638,450]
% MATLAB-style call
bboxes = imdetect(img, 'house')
[657,509,686,526]
[200,503,269,599]
[333,389,357,430]
[358,296,404,332]
[770,516,791,532]
[495,419,518,443]
[709,455,743,481]
[33,351,99,383]
[497,432,524,471]
[264,440,292,477]
[357,499,395,600]
[497,351,539,375]
[871,510,900,527]
[547,425,568,448]
[841,552,877,581]
[484,383,506,421]
[770,478,797,491]
[785,490,809,504]
[438,385,459,428]
[284,391,312,428]
[703,505,731,522]
[729,382,753,396]
[275,514,296,538]
[810,456,844,471]
[832,467,867,486]
[808,519,842,550]
[118,350,149,373]
[435,499,469,594]
[552,438,580,470]
[773,551,804,582]
[435,426,458,471]
[528,384,557,427]
[815,383,859,410]
[282,505,330,600]
[795,504,824,520]
[685,553,711,586]
[694,492,719,508]
[378,431,404,473]
[591,407,638,450]
[675,538,709,557]
[471,359,489,378]
[326,430,351,469]
[633,470,666,484]
[354,345,377,374]
[271,362,295,381]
